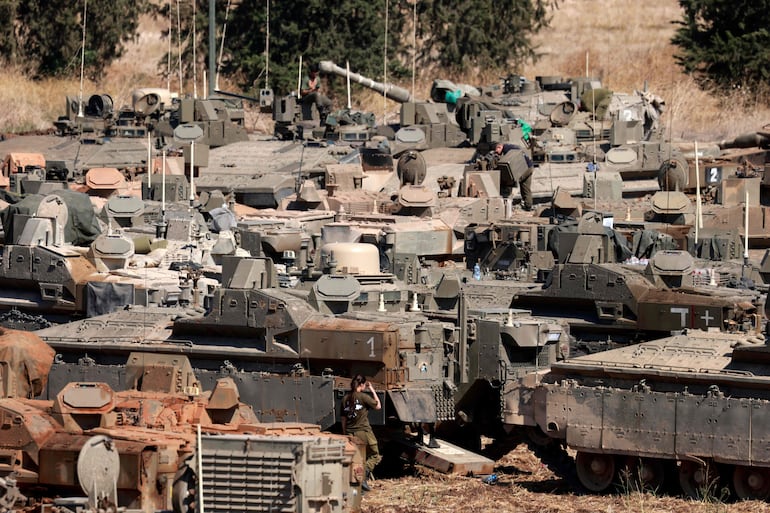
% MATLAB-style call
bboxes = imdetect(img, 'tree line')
[1,0,769,99]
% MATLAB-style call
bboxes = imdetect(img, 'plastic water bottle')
[482,473,498,485]
[473,262,482,280]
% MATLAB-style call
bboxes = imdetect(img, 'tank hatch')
[650,191,692,214]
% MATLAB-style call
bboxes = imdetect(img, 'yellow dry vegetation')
[361,444,770,513]
[2,0,769,143]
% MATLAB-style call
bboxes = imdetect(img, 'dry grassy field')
[2,0,770,141]
[361,444,770,513]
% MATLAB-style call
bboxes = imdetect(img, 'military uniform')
[301,73,332,118]
[342,391,381,473]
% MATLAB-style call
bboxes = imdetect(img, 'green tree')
[0,0,19,64]
[672,0,770,91]
[160,0,557,99]
[10,0,148,78]
[223,0,406,97]
[416,0,556,71]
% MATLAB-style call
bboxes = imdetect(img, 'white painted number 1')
[366,336,375,357]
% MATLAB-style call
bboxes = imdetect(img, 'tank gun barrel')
[319,61,414,103]
[718,131,770,150]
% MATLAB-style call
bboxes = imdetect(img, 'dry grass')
[2,0,770,142]
[361,444,770,513]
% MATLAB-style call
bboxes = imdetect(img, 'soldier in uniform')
[341,374,382,491]
[300,63,333,120]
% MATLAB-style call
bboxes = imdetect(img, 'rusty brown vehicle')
[0,328,365,513]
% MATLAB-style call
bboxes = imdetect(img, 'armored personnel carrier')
[514,252,763,346]
[33,249,566,465]
[0,189,220,326]
[529,329,770,500]
[0,328,365,513]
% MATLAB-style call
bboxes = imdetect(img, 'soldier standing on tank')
[301,63,333,121]
[341,374,382,492]
[495,141,535,211]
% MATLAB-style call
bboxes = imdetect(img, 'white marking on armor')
[670,307,688,326]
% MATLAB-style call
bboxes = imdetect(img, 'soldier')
[494,141,535,211]
[301,63,333,120]
[341,374,382,492]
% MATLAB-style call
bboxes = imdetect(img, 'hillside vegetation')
[1,0,767,142]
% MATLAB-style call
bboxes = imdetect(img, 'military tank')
[0,328,365,513]
[33,248,565,465]
[528,329,770,500]
[511,217,765,347]
[0,190,217,326]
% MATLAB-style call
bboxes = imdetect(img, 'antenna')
[744,189,750,267]
[297,55,302,98]
[146,131,152,188]
[694,140,701,244]
[162,152,167,215]
[265,0,269,89]
[77,0,88,118]
[155,152,168,239]
[216,0,234,91]
[383,0,389,125]
[190,140,195,207]
[176,0,183,95]
[167,3,172,91]
[208,0,216,96]
[589,53,597,210]
[411,0,416,98]
[192,0,197,99]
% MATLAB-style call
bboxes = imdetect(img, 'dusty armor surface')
[531,329,770,500]
[0,339,365,512]
[513,222,765,344]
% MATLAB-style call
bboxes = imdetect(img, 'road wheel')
[621,457,666,492]
[679,460,719,499]
[575,451,616,492]
[733,465,770,500]
[172,467,197,513]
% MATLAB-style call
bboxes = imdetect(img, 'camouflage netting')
[1,189,103,246]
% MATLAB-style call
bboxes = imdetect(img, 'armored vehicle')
[195,139,346,210]
[527,329,770,500]
[0,189,220,327]
[0,328,365,513]
[272,94,377,143]
[317,61,468,152]
[34,251,566,463]
[514,251,763,345]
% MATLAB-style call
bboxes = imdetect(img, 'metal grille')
[307,444,345,463]
[508,345,554,369]
[200,435,348,513]
[691,269,728,287]
[433,384,455,421]
[201,446,297,512]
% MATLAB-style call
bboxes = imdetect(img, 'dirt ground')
[360,444,770,513]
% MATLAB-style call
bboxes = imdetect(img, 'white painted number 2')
[708,167,719,183]
[366,336,375,358]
